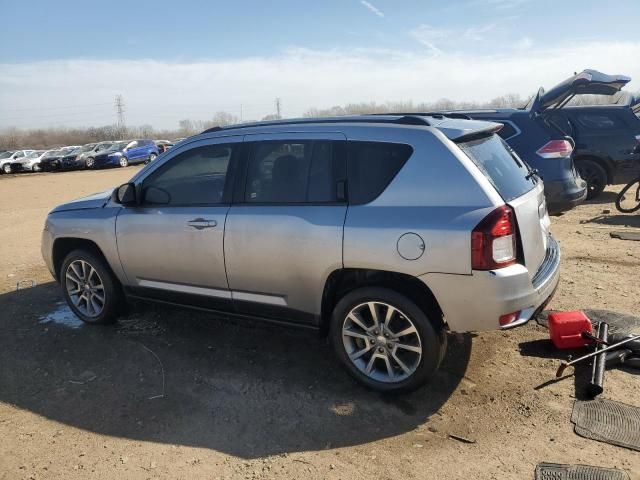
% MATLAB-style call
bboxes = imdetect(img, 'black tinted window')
[575,113,621,130]
[245,140,340,203]
[496,122,517,139]
[459,135,535,202]
[347,141,412,204]
[142,144,232,205]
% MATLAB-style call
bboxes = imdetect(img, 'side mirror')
[113,183,137,206]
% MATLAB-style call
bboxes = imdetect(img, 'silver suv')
[42,115,560,392]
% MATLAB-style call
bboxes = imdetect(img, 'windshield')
[45,150,62,157]
[109,142,129,151]
[80,144,96,152]
[25,151,40,158]
[66,147,82,155]
[458,134,536,202]
[0,151,14,159]
[96,142,113,151]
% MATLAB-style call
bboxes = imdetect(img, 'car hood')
[529,69,631,114]
[50,189,113,213]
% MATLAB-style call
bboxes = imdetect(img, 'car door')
[115,135,241,310]
[224,132,347,325]
[126,141,144,162]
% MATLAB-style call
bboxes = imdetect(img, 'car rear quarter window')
[496,122,517,140]
[347,141,413,205]
[458,135,536,202]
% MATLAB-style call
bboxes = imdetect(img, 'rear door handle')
[187,218,217,230]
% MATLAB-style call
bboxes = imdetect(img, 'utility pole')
[275,97,282,119]
[240,104,243,123]
[114,94,126,139]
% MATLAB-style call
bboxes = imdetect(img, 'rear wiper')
[525,168,540,181]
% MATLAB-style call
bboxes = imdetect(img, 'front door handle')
[187,218,217,230]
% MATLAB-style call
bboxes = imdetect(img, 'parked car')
[0,150,35,173]
[81,141,114,168]
[543,96,640,199]
[10,150,46,172]
[58,146,89,170]
[39,149,67,171]
[90,139,159,168]
[42,115,560,392]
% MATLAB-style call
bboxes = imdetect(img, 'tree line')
[1,93,634,150]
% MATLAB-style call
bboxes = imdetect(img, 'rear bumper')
[420,236,561,332]
[544,177,587,214]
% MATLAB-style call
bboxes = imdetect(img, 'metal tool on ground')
[555,334,640,377]
[586,322,608,398]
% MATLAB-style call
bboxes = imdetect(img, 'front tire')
[616,177,640,213]
[119,156,129,168]
[330,287,446,393]
[576,159,607,200]
[85,157,95,169]
[32,163,41,172]
[61,249,123,324]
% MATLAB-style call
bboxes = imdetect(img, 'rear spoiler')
[451,123,503,143]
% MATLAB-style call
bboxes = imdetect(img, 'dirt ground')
[0,168,638,480]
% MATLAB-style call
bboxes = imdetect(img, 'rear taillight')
[471,205,517,270]
[536,140,574,158]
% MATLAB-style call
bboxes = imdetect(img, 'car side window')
[575,113,620,130]
[347,141,413,205]
[245,140,340,203]
[127,141,138,149]
[142,144,233,206]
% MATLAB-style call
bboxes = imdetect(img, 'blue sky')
[1,0,639,128]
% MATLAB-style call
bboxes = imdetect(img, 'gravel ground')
[0,168,638,480]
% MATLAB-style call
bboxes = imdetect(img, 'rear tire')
[330,287,446,393]
[576,159,607,200]
[60,249,123,325]
[148,153,157,163]
[3,163,11,174]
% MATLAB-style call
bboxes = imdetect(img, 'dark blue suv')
[447,70,631,213]
[90,139,159,168]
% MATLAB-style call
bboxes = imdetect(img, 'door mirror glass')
[143,186,171,205]
[113,183,137,205]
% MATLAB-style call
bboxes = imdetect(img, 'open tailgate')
[530,69,631,114]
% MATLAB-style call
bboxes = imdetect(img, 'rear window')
[459,135,536,202]
[348,141,413,204]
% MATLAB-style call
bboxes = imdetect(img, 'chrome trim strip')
[532,235,561,291]
[137,279,232,299]
[231,291,288,306]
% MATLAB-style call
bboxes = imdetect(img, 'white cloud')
[409,24,496,54]
[359,0,384,18]
[1,41,639,130]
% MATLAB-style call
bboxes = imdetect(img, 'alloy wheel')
[3,164,11,174]
[577,164,603,196]
[342,301,422,383]
[85,158,94,168]
[119,157,128,167]
[65,260,105,318]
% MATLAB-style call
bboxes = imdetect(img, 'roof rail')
[371,111,472,120]
[200,115,431,134]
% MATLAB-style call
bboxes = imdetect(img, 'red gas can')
[548,311,593,349]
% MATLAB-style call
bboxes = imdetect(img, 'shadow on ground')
[579,213,640,228]
[0,282,471,458]
[520,310,640,400]
[583,190,619,206]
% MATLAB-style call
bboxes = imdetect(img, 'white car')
[10,150,48,173]
[0,150,36,174]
